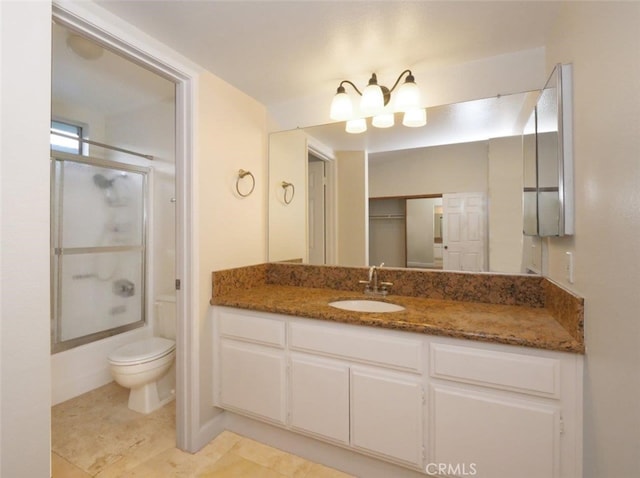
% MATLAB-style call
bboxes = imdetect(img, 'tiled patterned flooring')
[52,382,354,477]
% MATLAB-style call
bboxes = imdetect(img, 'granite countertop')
[211,283,584,354]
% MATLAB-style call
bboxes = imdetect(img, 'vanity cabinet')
[212,306,582,477]
[289,353,350,444]
[430,384,560,478]
[215,309,287,425]
[350,367,424,466]
[428,343,578,478]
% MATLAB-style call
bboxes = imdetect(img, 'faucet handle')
[358,280,371,285]
[380,281,393,288]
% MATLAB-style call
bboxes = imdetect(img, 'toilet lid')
[109,337,175,365]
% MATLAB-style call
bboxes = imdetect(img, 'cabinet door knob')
[444,245,448,250]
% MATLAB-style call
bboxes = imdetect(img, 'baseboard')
[51,368,112,406]
[185,408,226,453]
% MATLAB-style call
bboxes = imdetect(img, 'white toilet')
[108,295,176,414]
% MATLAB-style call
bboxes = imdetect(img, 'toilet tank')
[155,294,176,340]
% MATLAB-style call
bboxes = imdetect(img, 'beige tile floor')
[52,382,355,477]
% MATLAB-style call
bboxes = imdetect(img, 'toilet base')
[128,382,175,414]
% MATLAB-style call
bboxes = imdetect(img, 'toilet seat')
[108,337,175,365]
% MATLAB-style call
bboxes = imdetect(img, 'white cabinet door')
[219,340,287,425]
[443,192,486,272]
[350,367,423,467]
[290,354,350,444]
[430,384,560,478]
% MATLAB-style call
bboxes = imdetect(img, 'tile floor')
[52,382,355,477]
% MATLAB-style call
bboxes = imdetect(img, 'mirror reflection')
[268,91,543,274]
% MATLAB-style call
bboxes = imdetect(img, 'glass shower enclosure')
[51,153,148,353]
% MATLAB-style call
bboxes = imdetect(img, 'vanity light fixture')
[330,70,426,133]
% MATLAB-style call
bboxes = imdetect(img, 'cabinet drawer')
[430,343,560,398]
[218,310,285,348]
[290,322,422,373]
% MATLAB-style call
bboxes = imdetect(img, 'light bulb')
[345,118,367,134]
[372,113,394,128]
[395,77,421,112]
[360,74,384,116]
[330,88,353,121]
[402,108,427,127]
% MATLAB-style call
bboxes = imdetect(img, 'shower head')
[93,174,114,189]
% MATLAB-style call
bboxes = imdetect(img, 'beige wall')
[369,141,488,198]
[488,136,524,273]
[268,130,307,262]
[337,151,368,266]
[197,71,267,425]
[544,3,640,476]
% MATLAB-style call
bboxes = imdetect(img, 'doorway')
[307,152,326,265]
[52,5,195,451]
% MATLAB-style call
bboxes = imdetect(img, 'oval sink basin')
[328,299,405,313]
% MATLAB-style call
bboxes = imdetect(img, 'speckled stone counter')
[210,263,585,354]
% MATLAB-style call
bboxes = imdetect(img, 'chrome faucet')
[359,262,393,296]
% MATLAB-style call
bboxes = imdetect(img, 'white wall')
[369,141,488,198]
[406,198,441,268]
[337,151,368,266]
[488,136,524,273]
[0,1,53,476]
[544,3,640,476]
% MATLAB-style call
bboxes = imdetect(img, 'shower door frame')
[50,152,150,353]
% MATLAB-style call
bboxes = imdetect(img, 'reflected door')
[443,193,486,272]
[308,158,326,265]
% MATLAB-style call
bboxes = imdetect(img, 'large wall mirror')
[268,91,544,274]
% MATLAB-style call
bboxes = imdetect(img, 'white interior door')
[308,158,326,265]
[443,192,487,272]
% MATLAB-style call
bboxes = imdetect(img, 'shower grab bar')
[51,130,154,161]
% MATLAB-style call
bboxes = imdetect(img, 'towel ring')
[281,181,295,204]
[236,169,255,197]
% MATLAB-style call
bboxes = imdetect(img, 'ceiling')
[94,1,561,112]
[52,23,175,117]
[55,1,562,152]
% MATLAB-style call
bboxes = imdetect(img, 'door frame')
[52,3,198,451]
[308,140,337,265]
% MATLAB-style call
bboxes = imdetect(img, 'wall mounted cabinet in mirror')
[532,63,574,237]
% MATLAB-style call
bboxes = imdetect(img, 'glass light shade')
[360,84,384,116]
[402,108,427,127]
[330,91,353,121]
[372,112,395,128]
[345,118,367,134]
[394,80,421,112]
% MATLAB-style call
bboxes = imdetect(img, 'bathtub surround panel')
[211,263,584,353]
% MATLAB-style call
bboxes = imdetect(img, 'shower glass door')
[51,153,148,352]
